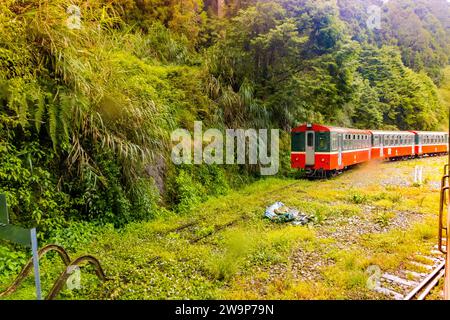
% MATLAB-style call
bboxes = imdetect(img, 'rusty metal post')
[446,205,450,299]
[446,107,450,300]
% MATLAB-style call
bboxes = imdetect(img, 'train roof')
[369,130,415,135]
[408,131,448,135]
[291,124,448,136]
[291,124,371,134]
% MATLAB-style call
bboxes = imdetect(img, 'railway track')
[146,182,305,266]
[373,241,447,300]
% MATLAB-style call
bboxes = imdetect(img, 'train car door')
[338,133,343,167]
[418,135,422,155]
[305,131,315,166]
[380,135,384,157]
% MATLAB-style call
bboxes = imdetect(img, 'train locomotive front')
[291,124,371,177]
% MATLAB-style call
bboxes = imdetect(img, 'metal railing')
[439,164,450,299]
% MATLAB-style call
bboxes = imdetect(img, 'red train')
[291,123,448,177]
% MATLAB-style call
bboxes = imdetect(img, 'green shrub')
[0,245,27,281]
[47,221,113,252]
[348,193,368,205]
[0,141,70,235]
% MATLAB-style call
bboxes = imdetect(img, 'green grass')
[1,156,447,300]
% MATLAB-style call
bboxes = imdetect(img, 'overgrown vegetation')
[0,0,449,299]
[1,156,445,300]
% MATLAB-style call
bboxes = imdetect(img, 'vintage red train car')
[369,130,415,160]
[291,123,448,177]
[410,131,448,156]
[291,124,371,176]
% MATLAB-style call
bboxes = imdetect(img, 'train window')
[331,134,338,151]
[318,136,327,151]
[307,132,314,147]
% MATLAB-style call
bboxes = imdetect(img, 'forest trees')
[208,0,447,130]
[0,0,449,233]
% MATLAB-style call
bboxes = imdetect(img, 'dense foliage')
[0,0,449,241]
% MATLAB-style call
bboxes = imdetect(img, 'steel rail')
[404,261,445,300]
[46,255,107,300]
[0,244,71,297]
